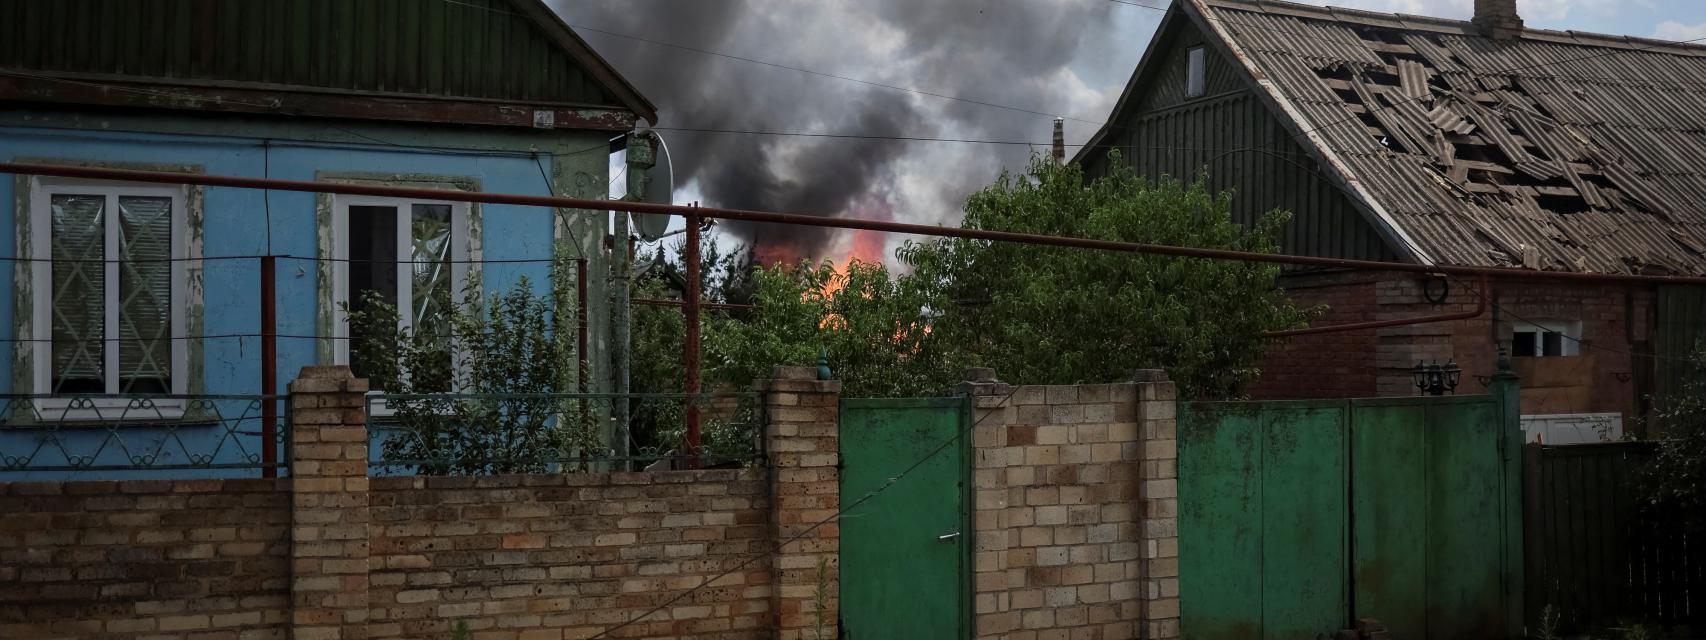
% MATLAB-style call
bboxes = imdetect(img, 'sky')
[557,0,1706,265]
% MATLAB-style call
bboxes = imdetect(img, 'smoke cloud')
[552,0,1151,263]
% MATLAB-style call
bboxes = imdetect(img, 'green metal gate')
[1180,390,1522,639]
[838,397,972,640]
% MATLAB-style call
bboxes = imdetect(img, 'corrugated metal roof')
[1199,0,1706,275]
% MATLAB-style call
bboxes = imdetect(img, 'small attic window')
[1186,46,1207,98]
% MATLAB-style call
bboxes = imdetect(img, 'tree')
[704,259,962,397]
[697,153,1308,397]
[348,278,597,475]
[899,154,1309,397]
[1643,344,1706,530]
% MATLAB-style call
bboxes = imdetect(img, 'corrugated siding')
[1133,27,1247,113]
[1657,285,1706,402]
[0,0,622,107]
[1094,89,1397,261]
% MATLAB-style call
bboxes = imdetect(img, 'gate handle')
[937,531,961,541]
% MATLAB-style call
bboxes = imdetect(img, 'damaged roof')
[1180,0,1706,274]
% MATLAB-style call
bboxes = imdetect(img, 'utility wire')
[1444,273,1696,364]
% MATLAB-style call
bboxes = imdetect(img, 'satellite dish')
[634,131,674,241]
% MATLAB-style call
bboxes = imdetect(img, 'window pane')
[1512,331,1537,357]
[1186,47,1206,97]
[348,206,398,385]
[1543,331,1563,357]
[411,204,454,392]
[117,197,173,394]
[411,204,453,345]
[50,195,106,393]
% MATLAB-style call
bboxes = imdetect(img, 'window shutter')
[49,195,106,393]
[117,196,173,394]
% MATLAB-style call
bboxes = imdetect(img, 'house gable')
[1078,10,1400,263]
[1185,0,1706,275]
[0,0,655,127]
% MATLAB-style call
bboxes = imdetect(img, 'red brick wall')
[1246,271,1381,399]
[0,479,291,640]
[1248,271,1651,431]
[366,471,775,640]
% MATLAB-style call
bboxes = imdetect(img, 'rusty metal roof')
[1192,0,1706,274]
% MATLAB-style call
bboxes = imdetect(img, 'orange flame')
[820,230,886,297]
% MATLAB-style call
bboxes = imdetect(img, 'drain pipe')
[1261,274,1487,338]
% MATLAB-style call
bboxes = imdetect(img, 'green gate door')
[839,397,971,640]
[1180,393,1522,640]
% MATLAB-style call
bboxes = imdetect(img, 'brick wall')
[1252,271,1652,432]
[1246,271,1381,399]
[0,479,291,640]
[366,471,771,639]
[962,373,1180,640]
[0,365,840,640]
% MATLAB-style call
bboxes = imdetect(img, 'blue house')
[0,0,657,478]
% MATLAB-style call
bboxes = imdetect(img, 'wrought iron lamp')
[1413,359,1461,396]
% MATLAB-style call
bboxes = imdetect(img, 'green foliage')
[1643,343,1706,529]
[1535,604,1560,640]
[349,278,598,475]
[811,555,832,640]
[901,154,1308,397]
[687,153,1307,397]
[705,259,961,397]
[450,619,470,640]
[628,242,762,459]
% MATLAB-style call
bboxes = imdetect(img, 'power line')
[1445,273,1697,364]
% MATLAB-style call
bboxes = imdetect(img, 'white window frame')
[29,178,189,419]
[330,195,472,395]
[1511,318,1582,357]
[1186,46,1207,98]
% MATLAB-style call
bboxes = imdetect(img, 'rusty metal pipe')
[260,256,277,478]
[683,213,703,469]
[1261,274,1488,337]
[6,162,1706,286]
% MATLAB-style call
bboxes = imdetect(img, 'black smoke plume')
[552,0,1135,263]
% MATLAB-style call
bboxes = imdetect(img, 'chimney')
[1051,117,1066,165]
[1473,0,1524,40]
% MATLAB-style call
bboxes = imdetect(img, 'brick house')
[1075,0,1706,435]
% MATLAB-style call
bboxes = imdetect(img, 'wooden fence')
[1523,442,1706,633]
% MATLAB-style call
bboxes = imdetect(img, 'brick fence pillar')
[287,365,371,640]
[1134,370,1181,639]
[759,365,841,640]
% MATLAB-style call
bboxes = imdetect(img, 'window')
[30,182,185,395]
[28,180,189,402]
[1511,319,1581,357]
[1186,46,1207,98]
[331,196,471,388]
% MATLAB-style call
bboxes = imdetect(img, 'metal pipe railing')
[5,161,1706,286]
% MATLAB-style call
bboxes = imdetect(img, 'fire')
[820,230,886,297]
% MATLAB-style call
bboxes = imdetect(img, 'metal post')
[613,132,654,465]
[612,211,631,463]
[576,257,590,394]
[260,256,277,478]
[684,210,703,468]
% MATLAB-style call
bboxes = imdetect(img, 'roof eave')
[512,0,659,124]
